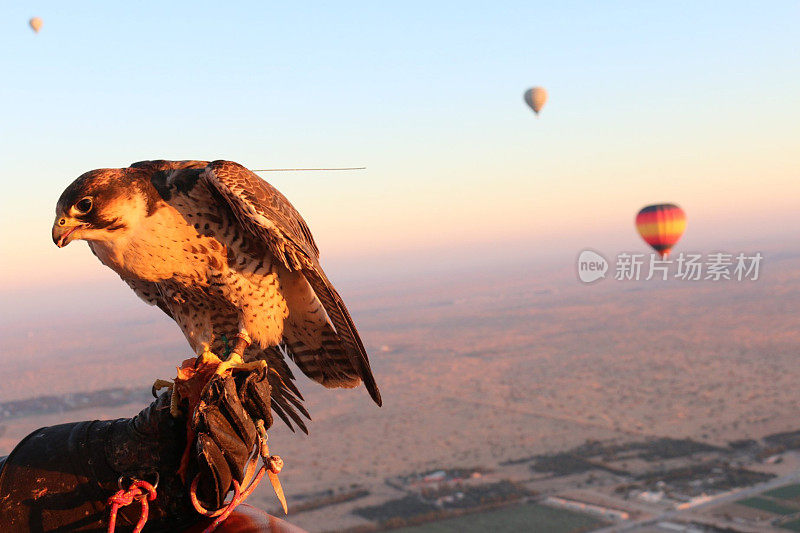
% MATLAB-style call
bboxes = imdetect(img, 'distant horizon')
[4,234,797,325]
[5,211,797,291]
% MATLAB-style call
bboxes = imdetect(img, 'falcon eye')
[75,197,93,214]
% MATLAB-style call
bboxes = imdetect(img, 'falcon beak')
[52,219,84,248]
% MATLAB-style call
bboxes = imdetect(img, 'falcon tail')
[254,346,311,434]
[302,267,382,407]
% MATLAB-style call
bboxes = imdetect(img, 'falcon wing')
[202,160,381,406]
[200,160,319,268]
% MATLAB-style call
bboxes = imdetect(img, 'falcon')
[52,160,381,432]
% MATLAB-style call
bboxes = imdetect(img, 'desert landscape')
[1,247,798,531]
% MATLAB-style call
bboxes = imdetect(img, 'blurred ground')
[1,251,798,531]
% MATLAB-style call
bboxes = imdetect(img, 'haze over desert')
[2,247,798,531]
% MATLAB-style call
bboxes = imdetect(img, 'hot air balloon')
[29,17,43,33]
[635,204,686,258]
[523,87,548,115]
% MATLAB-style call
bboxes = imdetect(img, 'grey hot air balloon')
[29,17,43,33]
[523,87,548,115]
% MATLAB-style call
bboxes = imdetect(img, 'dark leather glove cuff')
[0,368,276,531]
[0,393,197,533]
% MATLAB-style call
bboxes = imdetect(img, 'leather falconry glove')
[190,368,275,511]
[0,366,279,533]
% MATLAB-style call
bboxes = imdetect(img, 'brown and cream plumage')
[52,160,381,433]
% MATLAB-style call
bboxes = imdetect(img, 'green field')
[736,496,799,515]
[766,484,800,501]
[389,503,609,533]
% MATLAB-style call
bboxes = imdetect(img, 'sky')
[1,2,798,293]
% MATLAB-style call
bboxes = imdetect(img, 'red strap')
[107,480,157,533]
[189,454,284,533]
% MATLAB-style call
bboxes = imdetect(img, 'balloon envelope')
[523,87,548,115]
[29,17,43,33]
[635,204,686,258]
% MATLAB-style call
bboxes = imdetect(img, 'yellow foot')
[152,378,182,418]
[215,353,267,376]
[197,347,224,367]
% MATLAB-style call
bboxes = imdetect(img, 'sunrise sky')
[1,2,798,293]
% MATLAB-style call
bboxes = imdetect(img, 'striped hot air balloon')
[635,204,687,258]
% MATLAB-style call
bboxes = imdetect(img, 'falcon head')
[52,168,155,247]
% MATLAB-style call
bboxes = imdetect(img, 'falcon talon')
[151,378,173,398]
[197,348,223,367]
[214,356,267,377]
[151,378,182,418]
